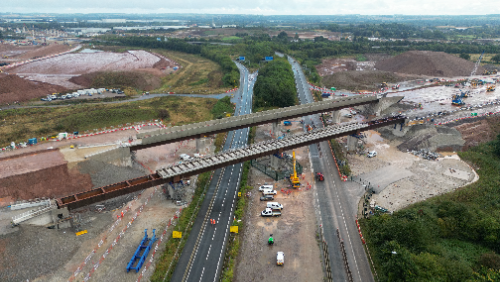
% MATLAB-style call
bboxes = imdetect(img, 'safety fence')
[1,120,165,153]
[250,157,303,181]
[68,188,156,282]
[225,88,238,93]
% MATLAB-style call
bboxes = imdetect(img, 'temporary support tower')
[126,229,156,273]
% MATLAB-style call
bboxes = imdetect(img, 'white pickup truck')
[261,208,281,217]
[262,190,277,196]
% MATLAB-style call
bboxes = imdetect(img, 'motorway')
[288,56,375,282]
[170,63,256,282]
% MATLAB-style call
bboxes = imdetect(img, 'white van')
[277,252,284,266]
[258,185,274,192]
[262,190,277,195]
[179,154,191,161]
[267,202,283,210]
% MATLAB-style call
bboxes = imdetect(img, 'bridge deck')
[57,115,406,210]
[131,94,382,151]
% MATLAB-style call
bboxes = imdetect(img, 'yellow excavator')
[487,85,496,92]
[290,151,301,188]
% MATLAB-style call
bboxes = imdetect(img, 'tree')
[460,53,471,60]
[492,54,500,64]
[294,33,299,40]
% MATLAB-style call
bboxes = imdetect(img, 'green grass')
[330,139,351,176]
[0,96,216,147]
[211,96,235,119]
[222,36,242,41]
[356,54,368,61]
[360,139,500,282]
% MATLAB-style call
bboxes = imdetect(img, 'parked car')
[368,151,377,158]
[258,185,274,192]
[179,153,191,161]
[277,252,285,266]
[344,113,352,118]
[260,195,275,201]
[262,190,278,195]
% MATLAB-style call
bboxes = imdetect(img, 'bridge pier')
[196,138,202,153]
[271,154,280,170]
[331,111,341,124]
[272,121,281,139]
[347,136,358,152]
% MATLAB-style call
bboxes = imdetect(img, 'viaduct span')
[57,115,406,210]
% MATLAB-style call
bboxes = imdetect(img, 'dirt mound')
[10,50,161,74]
[322,70,412,91]
[70,71,162,91]
[375,51,485,77]
[379,124,465,152]
[0,74,67,104]
[0,44,71,61]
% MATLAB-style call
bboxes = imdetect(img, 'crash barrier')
[0,45,82,71]
[225,88,238,93]
[337,229,354,282]
[318,227,333,282]
[1,120,165,153]
[68,188,157,282]
[356,215,379,280]
[12,201,54,225]
[10,198,51,211]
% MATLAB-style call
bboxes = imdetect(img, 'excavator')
[290,151,301,188]
[483,69,498,75]
[487,85,496,92]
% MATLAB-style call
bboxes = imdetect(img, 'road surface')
[288,56,375,282]
[170,63,256,282]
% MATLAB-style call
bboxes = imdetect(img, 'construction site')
[0,43,499,282]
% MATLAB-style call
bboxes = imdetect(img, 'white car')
[277,252,284,266]
[179,153,191,161]
[368,151,377,158]
[350,110,357,115]
[258,185,274,192]
[344,113,352,118]
[262,190,278,195]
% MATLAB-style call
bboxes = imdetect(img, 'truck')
[262,190,277,196]
[261,208,281,217]
[277,252,285,265]
[267,202,284,210]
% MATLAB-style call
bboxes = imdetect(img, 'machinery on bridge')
[290,151,301,188]
[283,120,304,126]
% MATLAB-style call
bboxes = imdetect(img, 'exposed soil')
[0,44,71,62]
[322,70,413,91]
[69,71,162,91]
[375,51,486,77]
[0,74,67,104]
[10,50,160,75]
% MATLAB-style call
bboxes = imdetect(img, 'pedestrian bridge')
[57,115,406,210]
[131,94,385,151]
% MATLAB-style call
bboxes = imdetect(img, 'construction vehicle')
[459,89,470,98]
[268,234,274,245]
[290,151,301,188]
[306,124,313,132]
[315,173,324,181]
[277,251,285,265]
[392,84,400,90]
[452,94,465,106]
[487,85,496,92]
[464,51,484,88]
[261,208,281,217]
[380,82,388,88]
[483,69,498,75]
[283,120,303,126]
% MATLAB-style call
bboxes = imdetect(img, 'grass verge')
[0,96,216,147]
[152,49,230,94]
[360,140,500,281]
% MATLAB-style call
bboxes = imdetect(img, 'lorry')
[261,208,281,217]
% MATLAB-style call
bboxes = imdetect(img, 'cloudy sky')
[2,0,499,15]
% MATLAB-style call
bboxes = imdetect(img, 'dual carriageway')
[54,59,405,282]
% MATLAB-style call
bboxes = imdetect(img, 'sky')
[2,0,500,15]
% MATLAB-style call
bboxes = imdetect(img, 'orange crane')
[290,151,301,188]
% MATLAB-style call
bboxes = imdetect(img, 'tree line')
[253,58,297,109]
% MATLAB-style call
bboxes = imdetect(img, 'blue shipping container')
[28,138,37,145]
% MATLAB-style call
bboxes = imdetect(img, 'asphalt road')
[170,63,256,282]
[288,56,375,282]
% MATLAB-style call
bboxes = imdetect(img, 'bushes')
[253,58,297,108]
[361,140,500,281]
[201,46,240,88]
[330,139,351,176]
[211,96,234,119]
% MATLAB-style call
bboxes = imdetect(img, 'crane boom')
[467,51,484,84]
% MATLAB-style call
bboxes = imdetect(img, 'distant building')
[102,19,126,23]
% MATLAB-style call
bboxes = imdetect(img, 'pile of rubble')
[409,149,441,160]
